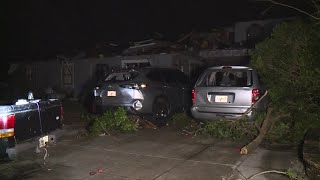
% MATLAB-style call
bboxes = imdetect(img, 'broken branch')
[240,108,290,155]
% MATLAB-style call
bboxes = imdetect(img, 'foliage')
[286,168,305,180]
[168,113,265,140]
[251,20,320,142]
[89,107,137,136]
[168,113,198,130]
[81,112,96,123]
[203,119,258,140]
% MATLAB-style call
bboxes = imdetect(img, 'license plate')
[215,95,228,103]
[107,91,116,97]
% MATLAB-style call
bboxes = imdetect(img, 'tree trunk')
[240,108,276,155]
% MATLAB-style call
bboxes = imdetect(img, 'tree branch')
[312,0,320,13]
[240,108,290,155]
[248,170,287,179]
[269,0,320,21]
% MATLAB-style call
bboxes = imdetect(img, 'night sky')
[5,0,308,61]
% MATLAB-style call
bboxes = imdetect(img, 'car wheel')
[152,98,170,126]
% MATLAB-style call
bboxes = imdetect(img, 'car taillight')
[252,89,261,103]
[0,114,15,138]
[192,89,196,102]
[60,106,64,121]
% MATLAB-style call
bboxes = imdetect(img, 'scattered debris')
[89,169,104,176]
[76,129,90,138]
[129,115,157,129]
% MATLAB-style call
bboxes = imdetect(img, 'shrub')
[251,20,320,143]
[89,107,137,136]
[168,113,197,130]
[203,119,258,140]
[168,113,262,140]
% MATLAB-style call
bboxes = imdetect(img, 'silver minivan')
[191,66,268,121]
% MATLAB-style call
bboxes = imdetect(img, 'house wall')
[121,54,173,68]
[172,54,203,75]
[234,18,293,43]
[69,57,122,97]
[33,61,61,90]
[203,56,250,67]
[8,60,62,98]
[14,53,201,99]
[65,54,174,98]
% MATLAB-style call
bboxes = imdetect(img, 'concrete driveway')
[0,127,300,180]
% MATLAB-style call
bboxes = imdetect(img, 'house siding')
[11,53,202,99]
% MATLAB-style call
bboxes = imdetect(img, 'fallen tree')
[240,20,320,154]
[240,108,289,155]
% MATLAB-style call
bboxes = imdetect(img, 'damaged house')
[8,39,203,100]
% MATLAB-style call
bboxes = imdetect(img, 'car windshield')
[105,71,139,82]
[198,69,252,87]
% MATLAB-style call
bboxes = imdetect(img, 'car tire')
[152,97,170,126]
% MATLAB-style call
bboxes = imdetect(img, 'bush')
[251,20,320,143]
[168,113,262,140]
[89,107,137,136]
[203,119,258,140]
[168,113,197,130]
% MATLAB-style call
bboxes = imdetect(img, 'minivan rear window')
[105,71,139,82]
[197,70,252,87]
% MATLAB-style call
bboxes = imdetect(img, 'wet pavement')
[0,127,302,180]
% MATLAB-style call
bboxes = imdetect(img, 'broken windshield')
[198,70,252,87]
[105,71,139,82]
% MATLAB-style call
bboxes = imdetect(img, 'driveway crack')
[151,144,212,180]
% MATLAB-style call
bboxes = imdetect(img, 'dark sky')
[6,0,307,60]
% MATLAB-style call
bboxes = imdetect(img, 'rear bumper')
[191,106,254,121]
[93,99,151,115]
[0,137,15,158]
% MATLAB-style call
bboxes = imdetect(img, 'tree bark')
[240,108,278,155]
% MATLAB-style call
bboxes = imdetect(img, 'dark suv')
[93,67,192,123]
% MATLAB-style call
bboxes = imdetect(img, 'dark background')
[5,0,312,61]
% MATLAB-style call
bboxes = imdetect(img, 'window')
[199,70,252,87]
[62,63,74,87]
[105,71,139,82]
